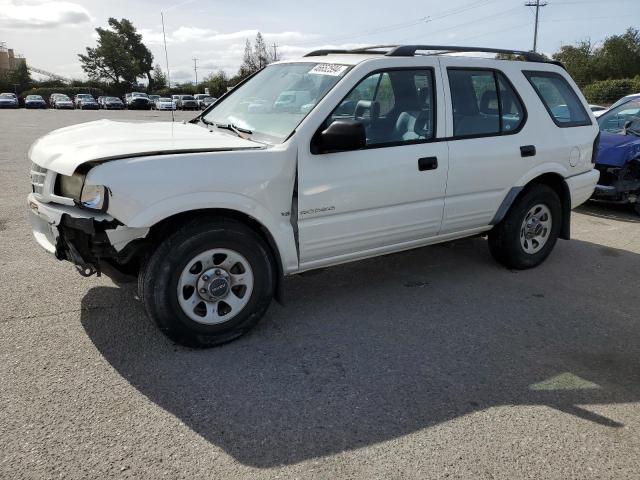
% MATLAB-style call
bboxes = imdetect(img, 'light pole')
[193,57,198,92]
[525,0,547,52]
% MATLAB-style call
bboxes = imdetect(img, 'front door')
[297,65,449,268]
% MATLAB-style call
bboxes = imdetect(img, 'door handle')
[520,145,536,157]
[418,157,438,171]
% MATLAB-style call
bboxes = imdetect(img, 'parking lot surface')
[1,109,640,479]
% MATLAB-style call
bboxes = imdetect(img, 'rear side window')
[448,69,525,137]
[523,71,591,127]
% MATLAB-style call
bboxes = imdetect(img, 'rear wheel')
[488,184,562,269]
[139,219,275,348]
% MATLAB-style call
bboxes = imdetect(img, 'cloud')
[0,0,92,29]
[141,26,317,46]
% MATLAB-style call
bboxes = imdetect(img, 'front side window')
[323,68,436,147]
[524,71,591,127]
[204,62,351,144]
[448,69,525,137]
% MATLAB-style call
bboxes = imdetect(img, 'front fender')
[126,192,299,274]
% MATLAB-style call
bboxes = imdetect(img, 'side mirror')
[315,120,366,153]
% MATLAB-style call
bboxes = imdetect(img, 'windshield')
[132,93,148,98]
[106,97,121,102]
[182,96,195,100]
[598,99,640,134]
[58,95,70,101]
[203,62,351,143]
[27,95,42,100]
[1,93,14,97]
[159,97,172,102]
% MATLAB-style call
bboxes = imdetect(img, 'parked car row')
[1,91,218,110]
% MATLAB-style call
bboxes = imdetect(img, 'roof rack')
[305,44,559,66]
[304,45,401,57]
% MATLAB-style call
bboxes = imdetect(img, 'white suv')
[27,45,600,347]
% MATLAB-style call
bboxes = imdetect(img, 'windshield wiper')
[215,122,253,139]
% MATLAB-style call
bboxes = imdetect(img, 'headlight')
[58,172,85,200]
[58,172,108,212]
[80,184,108,212]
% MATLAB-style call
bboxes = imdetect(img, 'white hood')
[29,119,264,176]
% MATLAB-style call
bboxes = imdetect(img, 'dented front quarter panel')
[86,143,299,273]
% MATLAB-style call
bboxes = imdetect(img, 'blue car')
[593,98,640,214]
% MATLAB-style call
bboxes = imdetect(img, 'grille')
[30,162,48,196]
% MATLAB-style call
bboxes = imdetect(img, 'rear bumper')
[566,169,600,209]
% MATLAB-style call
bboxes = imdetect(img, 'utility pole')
[525,0,547,52]
[272,42,279,62]
[193,57,198,90]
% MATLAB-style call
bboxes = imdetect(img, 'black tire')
[139,218,275,348]
[488,184,562,270]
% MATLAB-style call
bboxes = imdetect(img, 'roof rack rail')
[386,45,547,62]
[304,45,400,57]
[304,44,563,67]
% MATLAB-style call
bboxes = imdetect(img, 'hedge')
[582,77,640,105]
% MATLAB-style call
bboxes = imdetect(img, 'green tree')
[109,18,154,89]
[78,18,153,88]
[202,70,229,97]
[10,61,32,92]
[553,41,595,87]
[553,28,640,87]
[152,64,168,90]
[593,27,640,81]
[238,39,257,79]
[254,32,269,69]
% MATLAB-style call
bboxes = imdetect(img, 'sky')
[0,0,638,83]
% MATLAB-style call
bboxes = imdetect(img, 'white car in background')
[194,93,209,109]
[53,94,74,109]
[608,93,640,111]
[589,105,607,117]
[0,92,19,108]
[155,97,176,111]
[27,45,600,348]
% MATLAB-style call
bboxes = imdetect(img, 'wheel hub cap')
[520,204,552,255]
[177,248,254,325]
[197,268,231,301]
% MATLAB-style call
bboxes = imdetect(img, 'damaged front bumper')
[28,193,149,279]
[593,161,640,205]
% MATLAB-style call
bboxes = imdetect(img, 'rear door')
[439,59,531,233]
[296,61,449,268]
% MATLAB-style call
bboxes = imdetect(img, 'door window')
[523,71,591,127]
[323,69,436,147]
[448,69,525,137]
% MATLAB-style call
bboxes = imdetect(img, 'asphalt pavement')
[1,109,639,479]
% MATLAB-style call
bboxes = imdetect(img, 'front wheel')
[139,219,275,348]
[488,184,562,269]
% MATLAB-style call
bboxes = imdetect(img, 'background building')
[0,42,27,74]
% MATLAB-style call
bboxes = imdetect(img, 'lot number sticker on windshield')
[309,64,349,76]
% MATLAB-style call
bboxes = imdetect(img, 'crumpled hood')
[597,131,640,167]
[29,119,264,176]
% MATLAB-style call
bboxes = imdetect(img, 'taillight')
[591,131,601,164]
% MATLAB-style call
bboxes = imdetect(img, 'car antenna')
[161,11,174,123]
